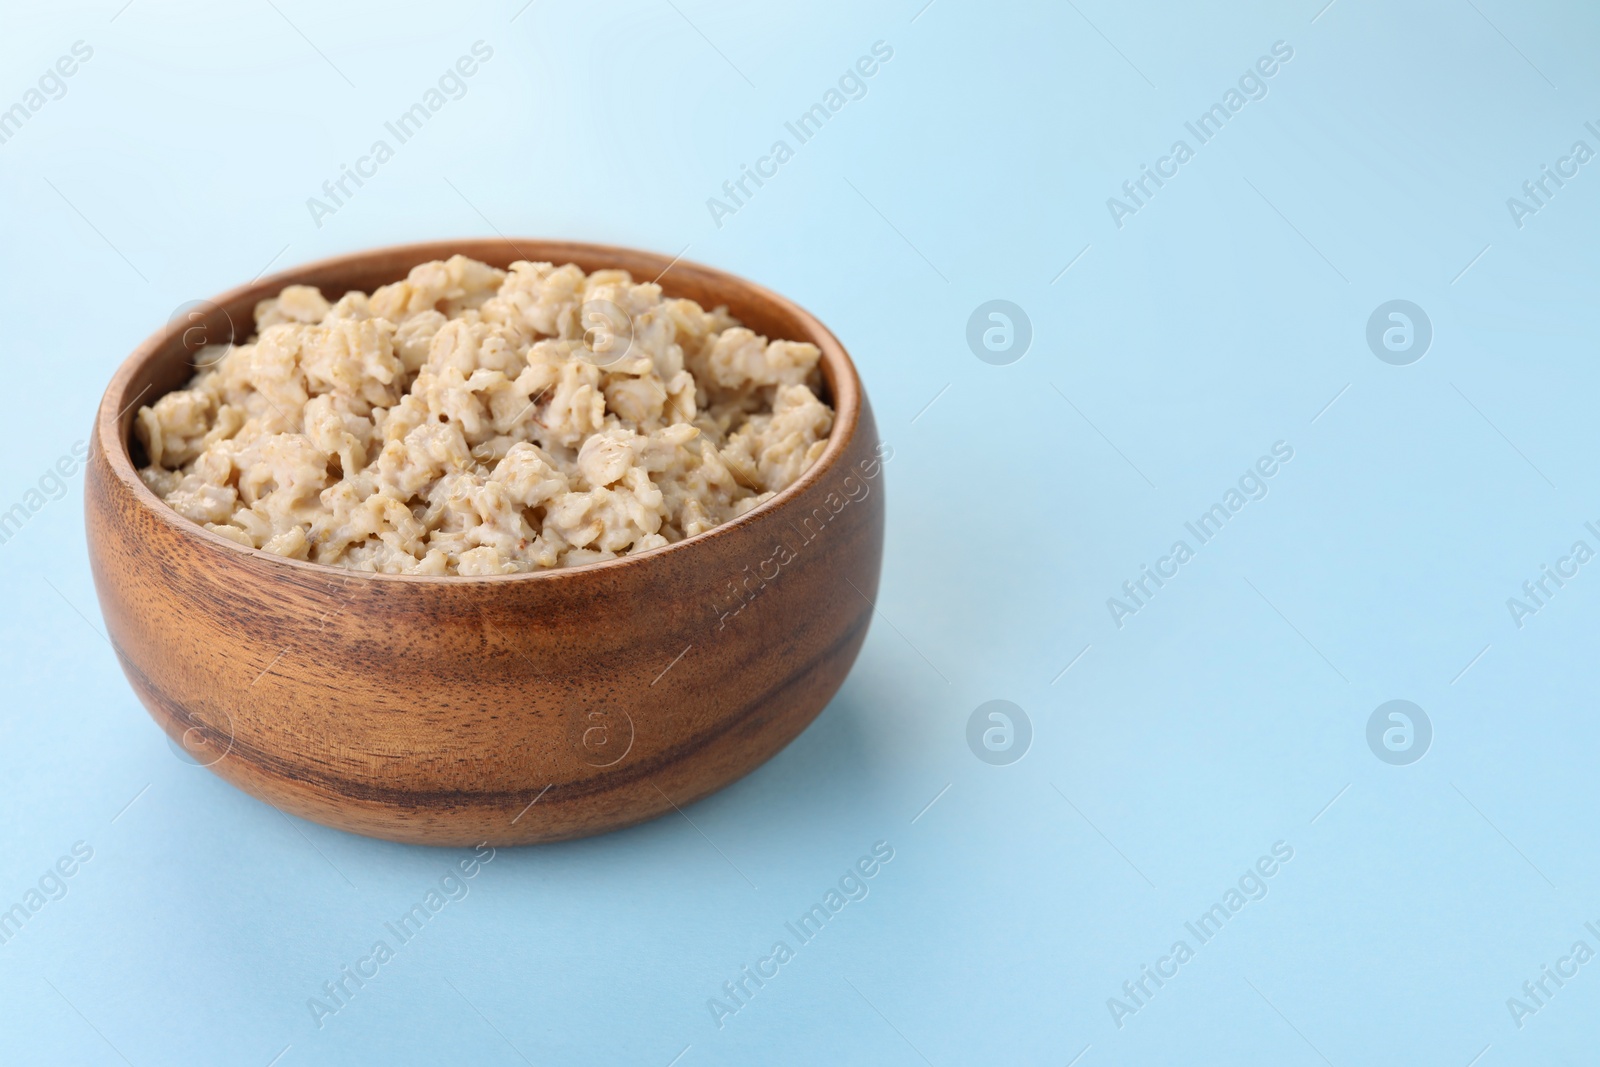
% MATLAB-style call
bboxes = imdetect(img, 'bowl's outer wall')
[85,240,884,846]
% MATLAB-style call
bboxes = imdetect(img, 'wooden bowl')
[85,239,884,846]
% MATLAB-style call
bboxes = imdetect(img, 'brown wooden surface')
[85,239,884,846]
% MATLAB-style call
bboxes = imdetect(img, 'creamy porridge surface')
[136,256,833,574]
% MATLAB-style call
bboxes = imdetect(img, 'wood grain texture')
[85,239,885,846]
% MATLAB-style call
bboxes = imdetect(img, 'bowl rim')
[94,238,865,585]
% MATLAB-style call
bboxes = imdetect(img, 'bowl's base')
[127,616,870,846]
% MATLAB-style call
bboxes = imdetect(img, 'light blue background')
[2,0,1598,1063]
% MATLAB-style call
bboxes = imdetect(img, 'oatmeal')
[136,256,834,575]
